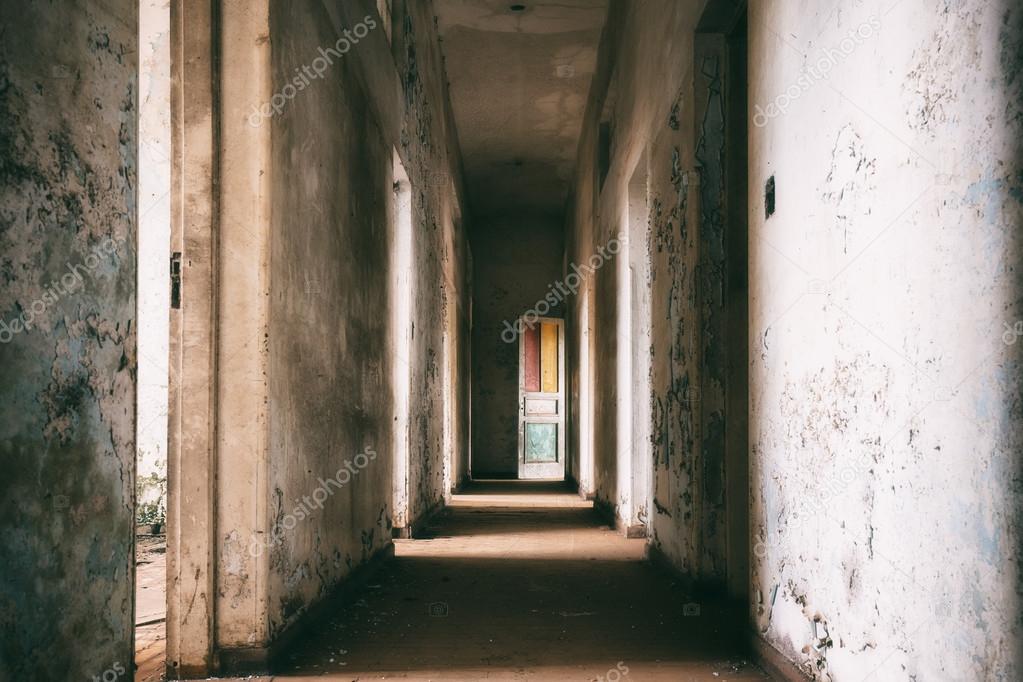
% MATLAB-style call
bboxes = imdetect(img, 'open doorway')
[722,7,749,602]
[695,0,749,599]
[624,150,652,538]
[469,217,567,480]
[136,0,172,678]
[390,151,413,537]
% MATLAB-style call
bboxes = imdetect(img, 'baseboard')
[751,634,812,682]
[212,541,396,676]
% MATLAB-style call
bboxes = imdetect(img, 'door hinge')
[170,252,182,309]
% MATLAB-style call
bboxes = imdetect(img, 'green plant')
[137,501,165,526]
[136,471,167,526]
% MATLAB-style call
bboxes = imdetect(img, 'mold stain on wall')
[261,0,468,640]
[0,1,137,678]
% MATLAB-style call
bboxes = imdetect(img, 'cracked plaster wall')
[749,1,1023,678]
[263,0,469,640]
[0,1,137,678]
[566,0,728,571]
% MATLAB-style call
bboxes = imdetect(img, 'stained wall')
[262,0,469,641]
[748,1,1023,678]
[0,1,137,678]
[470,216,565,477]
[565,0,724,572]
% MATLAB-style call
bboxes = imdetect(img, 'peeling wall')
[748,0,1023,678]
[400,0,470,520]
[694,34,729,580]
[470,217,565,477]
[266,0,393,640]
[263,0,468,640]
[566,0,723,569]
[0,0,137,678]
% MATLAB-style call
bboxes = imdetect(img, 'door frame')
[517,316,566,479]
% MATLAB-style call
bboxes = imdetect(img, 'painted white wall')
[137,0,171,520]
[749,0,1022,678]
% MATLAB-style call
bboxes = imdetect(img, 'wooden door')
[518,318,566,479]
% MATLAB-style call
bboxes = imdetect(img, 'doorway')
[695,0,750,598]
[517,317,566,480]
[390,150,413,537]
[136,0,172,677]
[722,6,749,602]
[624,150,652,537]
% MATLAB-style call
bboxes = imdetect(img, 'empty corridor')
[258,482,769,680]
[3,1,1019,679]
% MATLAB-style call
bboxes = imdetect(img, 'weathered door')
[518,318,566,479]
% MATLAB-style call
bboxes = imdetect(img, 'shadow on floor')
[274,481,768,681]
[457,479,578,495]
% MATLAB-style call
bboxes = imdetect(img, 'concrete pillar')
[215,0,272,659]
[167,0,218,674]
[168,0,273,673]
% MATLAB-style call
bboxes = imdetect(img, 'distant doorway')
[517,317,566,479]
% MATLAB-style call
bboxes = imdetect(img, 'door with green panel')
[518,317,566,479]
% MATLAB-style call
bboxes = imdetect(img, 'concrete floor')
[265,481,770,681]
[135,536,166,682]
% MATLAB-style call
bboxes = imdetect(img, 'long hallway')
[2,0,1021,680]
[276,482,767,680]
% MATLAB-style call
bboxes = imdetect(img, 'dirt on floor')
[135,534,166,682]
[149,482,770,681]
[274,481,769,681]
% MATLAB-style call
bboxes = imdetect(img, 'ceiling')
[433,0,608,222]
